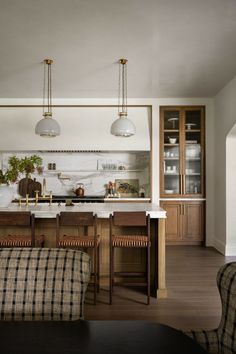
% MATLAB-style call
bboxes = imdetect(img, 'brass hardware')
[44,59,53,65]
[18,198,22,206]
[35,191,39,206]
[183,204,185,215]
[118,111,128,117]
[57,172,71,180]
[119,58,128,65]
[180,174,183,194]
[43,112,52,117]
[49,191,52,206]
[25,194,29,206]
[183,174,186,194]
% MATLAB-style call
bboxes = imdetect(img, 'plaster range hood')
[0,106,151,151]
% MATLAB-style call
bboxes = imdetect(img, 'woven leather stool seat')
[112,235,150,247]
[0,235,44,247]
[59,235,100,248]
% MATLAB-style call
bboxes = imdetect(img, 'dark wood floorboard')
[84,245,236,330]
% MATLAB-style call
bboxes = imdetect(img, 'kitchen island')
[0,203,167,298]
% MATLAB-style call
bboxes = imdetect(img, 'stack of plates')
[164,189,174,194]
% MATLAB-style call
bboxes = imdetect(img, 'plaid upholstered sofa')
[185,262,236,354]
[0,248,91,320]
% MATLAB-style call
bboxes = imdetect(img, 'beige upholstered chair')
[0,248,91,320]
[185,262,236,354]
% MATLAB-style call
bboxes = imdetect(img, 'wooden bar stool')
[109,211,151,305]
[56,212,100,305]
[0,211,44,247]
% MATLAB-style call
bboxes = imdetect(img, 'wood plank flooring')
[84,245,236,331]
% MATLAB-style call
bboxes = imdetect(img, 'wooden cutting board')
[28,179,42,197]
[18,178,42,197]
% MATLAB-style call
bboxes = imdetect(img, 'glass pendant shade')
[35,114,60,137]
[35,59,60,137]
[110,115,136,137]
[111,58,136,137]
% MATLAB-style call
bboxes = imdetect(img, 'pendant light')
[35,59,60,137]
[110,58,136,137]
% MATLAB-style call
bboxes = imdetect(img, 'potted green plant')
[0,154,43,207]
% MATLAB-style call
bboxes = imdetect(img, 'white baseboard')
[225,243,236,256]
[213,238,226,255]
[214,238,236,256]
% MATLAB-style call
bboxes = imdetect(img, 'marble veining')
[1,151,150,198]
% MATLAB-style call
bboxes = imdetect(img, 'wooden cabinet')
[160,106,205,244]
[160,106,205,198]
[160,200,205,245]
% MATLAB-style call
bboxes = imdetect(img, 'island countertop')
[0,203,166,219]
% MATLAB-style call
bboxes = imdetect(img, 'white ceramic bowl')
[169,138,177,144]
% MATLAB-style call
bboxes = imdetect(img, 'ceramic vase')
[0,184,13,207]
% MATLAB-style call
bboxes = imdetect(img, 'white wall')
[0,97,215,245]
[214,76,236,255]
[226,127,236,255]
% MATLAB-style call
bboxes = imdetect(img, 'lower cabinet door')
[160,201,182,242]
[160,200,205,245]
[182,201,204,243]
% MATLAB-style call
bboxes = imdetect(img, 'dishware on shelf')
[185,123,196,130]
[168,117,179,129]
[164,189,174,194]
[168,137,177,144]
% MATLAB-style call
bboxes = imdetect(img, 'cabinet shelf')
[186,158,200,160]
[185,129,201,132]
[164,143,179,146]
[186,173,200,176]
[164,129,179,133]
[164,173,179,176]
[44,169,143,173]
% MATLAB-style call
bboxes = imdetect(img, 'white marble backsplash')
[1,151,150,197]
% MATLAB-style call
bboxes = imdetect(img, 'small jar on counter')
[139,187,145,198]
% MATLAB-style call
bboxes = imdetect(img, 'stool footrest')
[114,282,148,287]
[114,272,146,277]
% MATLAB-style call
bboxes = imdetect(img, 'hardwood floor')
[84,245,236,330]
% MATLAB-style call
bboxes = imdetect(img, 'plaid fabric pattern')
[185,262,236,354]
[0,248,91,321]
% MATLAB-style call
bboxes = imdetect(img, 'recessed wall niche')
[0,151,150,198]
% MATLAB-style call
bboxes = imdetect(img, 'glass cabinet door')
[163,110,181,195]
[184,109,203,195]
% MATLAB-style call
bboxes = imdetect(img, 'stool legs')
[147,244,150,305]
[109,240,113,305]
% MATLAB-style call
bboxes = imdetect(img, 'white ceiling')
[0,0,236,98]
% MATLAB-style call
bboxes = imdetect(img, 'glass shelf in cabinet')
[164,129,179,132]
[164,143,179,146]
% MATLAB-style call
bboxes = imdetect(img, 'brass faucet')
[35,191,39,206]
[42,178,46,197]
[25,194,29,206]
